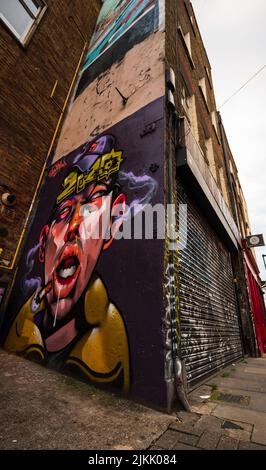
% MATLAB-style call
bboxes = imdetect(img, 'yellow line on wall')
[0,42,88,271]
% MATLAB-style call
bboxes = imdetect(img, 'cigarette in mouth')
[36,281,52,303]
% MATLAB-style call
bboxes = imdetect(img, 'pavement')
[0,349,266,450]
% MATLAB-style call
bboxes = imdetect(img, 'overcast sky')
[191,0,266,279]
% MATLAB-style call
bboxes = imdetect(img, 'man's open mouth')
[56,256,80,284]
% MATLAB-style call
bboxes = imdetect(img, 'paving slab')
[169,421,203,437]
[251,423,266,446]
[212,404,261,425]
[238,441,266,450]
[244,367,266,375]
[172,442,200,450]
[206,377,266,394]
[212,404,266,445]
[190,402,218,415]
[194,415,223,433]
[210,387,266,413]
[241,358,266,365]
[228,368,266,383]
[172,431,199,446]
[155,430,180,450]
[217,436,238,450]
[197,431,221,450]
[221,420,252,441]
[175,411,200,425]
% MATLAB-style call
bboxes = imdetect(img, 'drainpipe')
[166,92,190,412]
[165,0,190,412]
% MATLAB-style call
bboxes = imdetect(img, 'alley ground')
[0,350,266,450]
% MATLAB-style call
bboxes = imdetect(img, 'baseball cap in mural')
[73,135,116,172]
[56,135,124,205]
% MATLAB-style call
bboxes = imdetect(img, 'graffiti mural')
[5,134,130,391]
[3,100,168,407]
[2,0,171,409]
[76,0,160,97]
[84,0,158,68]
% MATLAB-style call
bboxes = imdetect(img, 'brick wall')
[0,0,100,271]
[166,0,232,212]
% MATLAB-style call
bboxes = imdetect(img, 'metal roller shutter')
[177,178,243,389]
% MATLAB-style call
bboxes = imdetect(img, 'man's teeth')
[58,265,77,279]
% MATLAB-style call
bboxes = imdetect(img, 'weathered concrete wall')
[54,30,165,162]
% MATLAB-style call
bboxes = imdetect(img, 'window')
[199,77,208,108]
[178,24,195,69]
[229,159,234,175]
[205,137,217,179]
[183,1,196,35]
[180,87,199,142]
[0,0,46,45]
[181,85,190,117]
[211,111,219,138]
[205,66,212,89]
[187,94,199,143]
[219,166,230,207]
[184,31,192,56]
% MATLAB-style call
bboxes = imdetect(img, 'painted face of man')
[39,179,123,321]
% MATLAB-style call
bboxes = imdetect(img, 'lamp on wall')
[1,193,16,207]
[245,234,265,248]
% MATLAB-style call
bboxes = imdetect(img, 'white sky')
[191,0,266,279]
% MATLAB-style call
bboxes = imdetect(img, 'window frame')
[183,0,196,37]
[211,110,221,143]
[205,66,213,90]
[181,83,191,118]
[178,24,195,70]
[198,76,210,113]
[0,0,47,47]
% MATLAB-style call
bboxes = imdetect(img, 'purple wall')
[3,98,168,409]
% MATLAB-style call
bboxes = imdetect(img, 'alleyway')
[0,350,266,450]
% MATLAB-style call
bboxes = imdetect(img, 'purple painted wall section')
[3,98,167,408]
[1,0,169,409]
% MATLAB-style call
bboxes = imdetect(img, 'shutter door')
[177,178,243,389]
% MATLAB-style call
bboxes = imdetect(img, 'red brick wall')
[0,0,100,271]
[166,0,231,205]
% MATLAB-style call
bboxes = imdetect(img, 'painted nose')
[64,205,81,243]
[65,222,80,242]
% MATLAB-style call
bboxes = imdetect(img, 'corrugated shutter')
[177,178,243,389]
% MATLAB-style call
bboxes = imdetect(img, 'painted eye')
[90,190,107,201]
[82,205,94,216]
[58,206,71,220]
